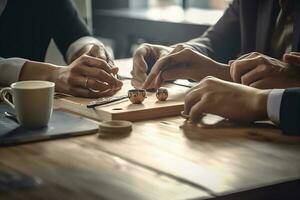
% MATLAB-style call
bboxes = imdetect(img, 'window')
[148,0,230,10]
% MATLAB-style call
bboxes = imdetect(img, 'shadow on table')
[180,114,300,144]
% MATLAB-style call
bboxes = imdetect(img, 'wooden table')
[1,59,300,200]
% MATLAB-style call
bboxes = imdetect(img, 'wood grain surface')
[55,80,190,122]
[1,59,300,199]
[0,139,210,200]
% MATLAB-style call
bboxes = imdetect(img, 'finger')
[112,67,119,75]
[87,44,101,58]
[69,87,116,98]
[133,48,150,73]
[249,79,273,89]
[189,99,207,123]
[240,64,272,86]
[143,49,189,89]
[230,52,261,78]
[77,66,119,86]
[86,79,112,91]
[130,69,147,83]
[88,44,108,62]
[288,52,300,56]
[230,56,264,83]
[170,44,185,54]
[283,54,300,66]
[66,74,110,91]
[81,55,112,74]
[104,49,116,68]
[131,78,144,89]
[153,71,164,89]
[184,88,203,116]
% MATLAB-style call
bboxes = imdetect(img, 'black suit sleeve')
[47,0,91,60]
[280,88,300,135]
[184,0,241,63]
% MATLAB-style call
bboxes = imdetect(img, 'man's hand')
[230,52,300,89]
[131,43,173,88]
[183,77,269,123]
[51,52,122,98]
[142,45,231,89]
[75,44,115,68]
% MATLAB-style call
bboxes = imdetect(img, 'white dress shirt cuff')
[267,89,285,124]
[0,57,28,86]
[66,36,103,64]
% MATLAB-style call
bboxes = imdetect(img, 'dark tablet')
[0,103,98,146]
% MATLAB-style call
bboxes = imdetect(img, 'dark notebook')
[0,103,98,146]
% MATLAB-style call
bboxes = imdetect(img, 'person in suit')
[182,76,300,135]
[131,0,300,90]
[0,0,122,98]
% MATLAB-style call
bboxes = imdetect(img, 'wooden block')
[55,80,190,122]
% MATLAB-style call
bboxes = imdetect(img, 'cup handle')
[0,87,15,109]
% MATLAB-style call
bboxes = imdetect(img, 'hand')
[230,52,300,89]
[142,45,230,89]
[283,52,300,67]
[71,43,115,68]
[131,43,173,88]
[183,76,269,123]
[51,53,123,98]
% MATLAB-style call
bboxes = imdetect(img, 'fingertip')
[112,67,119,74]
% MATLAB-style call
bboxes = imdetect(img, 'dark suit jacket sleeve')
[280,88,300,135]
[47,0,91,60]
[184,0,241,63]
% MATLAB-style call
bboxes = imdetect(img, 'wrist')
[253,89,270,120]
[19,60,60,82]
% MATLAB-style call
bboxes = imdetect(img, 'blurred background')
[46,0,230,65]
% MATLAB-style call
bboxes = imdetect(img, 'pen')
[86,95,128,108]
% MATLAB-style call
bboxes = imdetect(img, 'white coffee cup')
[0,81,55,129]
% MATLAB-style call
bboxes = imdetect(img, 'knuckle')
[185,92,195,104]
[241,76,248,84]
[258,64,268,72]
[202,76,215,85]
[251,52,260,57]
[183,48,193,54]
[67,76,76,85]
[70,66,78,73]
[256,55,265,63]
[175,44,185,50]
[81,54,89,60]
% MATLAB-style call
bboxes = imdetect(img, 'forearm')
[19,60,59,82]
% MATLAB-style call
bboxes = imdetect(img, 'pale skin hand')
[69,43,115,68]
[20,46,123,98]
[230,52,300,89]
[131,43,174,88]
[142,45,232,89]
[183,76,269,123]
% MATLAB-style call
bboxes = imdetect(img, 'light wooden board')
[55,80,190,122]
